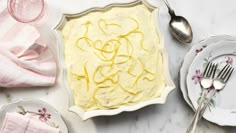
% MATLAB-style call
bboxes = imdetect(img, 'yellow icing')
[62,5,166,111]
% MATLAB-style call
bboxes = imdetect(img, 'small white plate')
[179,35,236,110]
[186,40,236,126]
[0,99,68,133]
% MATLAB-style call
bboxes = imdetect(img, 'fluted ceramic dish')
[53,0,175,120]
[179,35,236,110]
[0,99,68,133]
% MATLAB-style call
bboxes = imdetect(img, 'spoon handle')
[162,0,176,17]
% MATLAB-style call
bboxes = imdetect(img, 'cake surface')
[62,4,165,111]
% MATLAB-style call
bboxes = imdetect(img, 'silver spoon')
[163,0,193,43]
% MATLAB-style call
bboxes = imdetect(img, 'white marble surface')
[1,0,236,132]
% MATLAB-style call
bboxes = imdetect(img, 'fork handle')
[186,90,207,133]
[186,98,205,133]
[186,89,216,133]
[199,90,216,119]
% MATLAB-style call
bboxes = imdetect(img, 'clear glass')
[7,0,46,23]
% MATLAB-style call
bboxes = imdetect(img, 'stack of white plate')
[0,99,68,133]
[180,35,236,126]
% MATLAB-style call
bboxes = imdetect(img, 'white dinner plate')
[186,40,236,126]
[180,35,236,110]
[0,99,68,133]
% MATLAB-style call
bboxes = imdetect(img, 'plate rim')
[179,35,236,110]
[186,40,236,126]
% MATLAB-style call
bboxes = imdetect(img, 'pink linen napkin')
[0,9,57,87]
[0,112,59,133]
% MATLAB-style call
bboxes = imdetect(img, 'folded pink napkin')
[0,9,57,87]
[0,112,59,133]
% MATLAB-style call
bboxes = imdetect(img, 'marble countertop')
[1,0,236,132]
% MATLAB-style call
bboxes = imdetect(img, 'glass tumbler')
[7,0,47,24]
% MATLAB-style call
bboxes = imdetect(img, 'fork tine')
[224,67,234,83]
[209,63,215,77]
[217,64,229,78]
[206,63,213,77]
[221,65,231,79]
[203,62,211,77]
[212,63,218,78]
[208,63,215,77]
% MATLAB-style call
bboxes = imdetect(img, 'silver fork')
[186,62,217,133]
[213,64,234,91]
[187,64,234,133]
[199,64,234,119]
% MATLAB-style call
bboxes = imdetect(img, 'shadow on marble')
[92,89,194,133]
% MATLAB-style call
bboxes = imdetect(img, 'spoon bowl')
[169,15,193,43]
[163,0,193,44]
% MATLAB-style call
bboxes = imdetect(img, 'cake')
[61,4,166,111]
